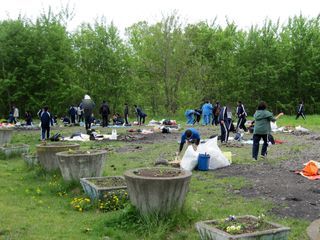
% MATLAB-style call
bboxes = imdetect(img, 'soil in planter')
[134,168,183,178]
[90,177,126,188]
[211,217,275,235]
[65,150,103,154]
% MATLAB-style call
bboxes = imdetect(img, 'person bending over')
[179,128,200,154]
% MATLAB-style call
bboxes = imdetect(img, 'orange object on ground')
[298,161,320,180]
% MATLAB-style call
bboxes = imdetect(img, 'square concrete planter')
[80,176,127,200]
[0,128,13,145]
[56,150,107,181]
[0,144,29,159]
[195,215,290,240]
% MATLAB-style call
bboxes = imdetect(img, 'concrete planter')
[36,143,80,171]
[22,153,38,167]
[0,128,13,145]
[80,176,127,200]
[195,215,290,240]
[124,167,192,215]
[0,144,29,159]
[56,150,107,181]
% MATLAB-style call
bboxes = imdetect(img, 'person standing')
[212,101,221,126]
[40,106,52,141]
[124,103,129,125]
[77,104,84,122]
[252,101,283,160]
[219,105,229,143]
[81,95,95,130]
[69,105,77,125]
[99,100,110,127]
[236,101,248,132]
[178,128,201,154]
[13,105,19,124]
[296,101,306,120]
[201,101,213,125]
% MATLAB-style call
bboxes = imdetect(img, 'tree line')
[0,9,319,119]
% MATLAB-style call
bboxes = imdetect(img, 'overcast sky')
[1,0,319,34]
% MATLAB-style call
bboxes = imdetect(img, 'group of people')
[180,100,289,161]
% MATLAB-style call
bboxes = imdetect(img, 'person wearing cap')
[178,128,201,154]
[81,95,95,130]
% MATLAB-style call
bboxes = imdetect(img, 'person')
[296,101,306,120]
[25,111,32,125]
[134,105,147,125]
[236,101,248,132]
[226,106,235,133]
[77,104,84,122]
[81,95,95,130]
[112,113,124,125]
[212,101,221,126]
[252,101,284,160]
[62,116,71,125]
[178,128,201,154]
[8,108,14,123]
[69,105,77,125]
[185,109,196,125]
[99,100,110,127]
[124,103,129,125]
[219,105,229,143]
[193,109,202,125]
[201,101,213,125]
[13,105,19,124]
[40,106,52,141]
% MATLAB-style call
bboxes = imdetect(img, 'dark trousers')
[296,112,306,120]
[212,115,219,126]
[124,114,129,125]
[252,134,268,160]
[41,126,50,140]
[71,115,76,124]
[85,115,91,130]
[102,115,109,127]
[220,121,229,143]
[78,114,83,122]
[236,117,247,132]
[139,116,145,125]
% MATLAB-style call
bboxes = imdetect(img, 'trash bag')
[197,137,230,170]
[181,146,199,171]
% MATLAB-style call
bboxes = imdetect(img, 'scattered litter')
[295,160,320,180]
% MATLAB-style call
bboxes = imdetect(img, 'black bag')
[50,133,61,141]
[162,127,170,133]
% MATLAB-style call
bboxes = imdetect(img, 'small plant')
[70,197,93,212]
[99,190,129,212]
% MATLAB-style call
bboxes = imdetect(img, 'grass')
[0,115,316,239]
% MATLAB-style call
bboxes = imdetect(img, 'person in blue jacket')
[219,105,229,143]
[185,109,196,125]
[201,101,213,125]
[179,128,201,153]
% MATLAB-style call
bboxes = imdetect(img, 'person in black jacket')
[296,101,306,120]
[40,106,52,141]
[69,105,77,124]
[81,95,95,130]
[99,100,110,127]
[219,105,229,143]
[124,103,129,125]
[236,101,248,132]
[134,105,147,125]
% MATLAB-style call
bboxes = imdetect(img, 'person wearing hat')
[81,95,95,130]
[178,128,201,154]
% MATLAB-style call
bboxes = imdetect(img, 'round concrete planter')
[0,128,13,145]
[56,150,107,181]
[36,143,80,171]
[195,215,290,240]
[124,167,192,215]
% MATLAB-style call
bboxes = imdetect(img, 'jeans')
[252,134,268,160]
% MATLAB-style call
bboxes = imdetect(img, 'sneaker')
[260,155,267,159]
[252,158,257,161]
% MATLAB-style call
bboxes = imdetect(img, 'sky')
[0,0,319,34]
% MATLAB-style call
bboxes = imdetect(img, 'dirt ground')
[117,127,320,221]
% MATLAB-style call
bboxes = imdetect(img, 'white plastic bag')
[181,145,199,171]
[110,129,117,140]
[197,137,230,170]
